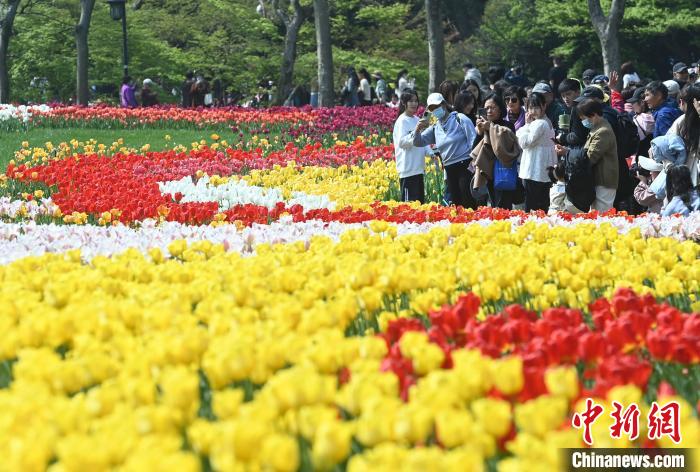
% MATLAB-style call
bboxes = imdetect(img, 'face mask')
[582,118,593,129]
[432,107,446,120]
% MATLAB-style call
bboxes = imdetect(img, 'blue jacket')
[650,135,687,166]
[652,99,682,138]
[662,190,700,216]
[413,112,477,166]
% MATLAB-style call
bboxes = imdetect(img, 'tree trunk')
[587,0,625,75]
[274,0,308,105]
[0,0,21,104]
[313,0,334,107]
[75,0,96,106]
[425,0,445,93]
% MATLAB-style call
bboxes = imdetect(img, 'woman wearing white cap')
[141,78,159,107]
[632,156,663,213]
[413,92,478,208]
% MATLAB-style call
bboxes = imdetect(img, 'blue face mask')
[432,107,446,120]
[582,118,593,129]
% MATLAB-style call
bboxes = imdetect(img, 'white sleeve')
[393,117,417,150]
[517,120,546,149]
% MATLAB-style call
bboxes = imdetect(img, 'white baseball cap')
[663,80,680,97]
[637,156,663,173]
[426,93,445,107]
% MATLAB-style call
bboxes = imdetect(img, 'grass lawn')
[0,127,240,170]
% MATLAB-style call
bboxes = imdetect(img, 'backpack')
[617,113,640,160]
[564,147,595,212]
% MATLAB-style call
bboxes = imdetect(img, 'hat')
[582,69,597,81]
[622,72,641,89]
[574,86,605,103]
[663,80,680,96]
[625,87,645,103]
[143,78,154,87]
[466,69,482,87]
[426,93,446,107]
[532,82,552,94]
[637,156,663,173]
[592,74,609,85]
[650,135,687,166]
[672,62,688,74]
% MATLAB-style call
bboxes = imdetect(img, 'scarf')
[506,109,526,131]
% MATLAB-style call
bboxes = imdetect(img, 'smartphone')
[478,108,486,118]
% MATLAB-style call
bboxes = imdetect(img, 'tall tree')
[259,0,311,105]
[0,0,21,103]
[313,0,333,106]
[75,0,95,105]
[587,0,624,74]
[425,0,444,92]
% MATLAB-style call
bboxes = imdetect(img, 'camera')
[629,163,650,179]
[547,161,566,183]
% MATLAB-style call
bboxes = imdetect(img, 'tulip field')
[0,104,699,471]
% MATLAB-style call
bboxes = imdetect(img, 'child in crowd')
[662,165,700,216]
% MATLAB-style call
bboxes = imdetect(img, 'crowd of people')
[119,76,162,108]
[341,67,415,108]
[392,59,700,216]
[120,72,235,108]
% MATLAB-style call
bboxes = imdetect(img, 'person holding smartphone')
[413,92,478,208]
[393,89,428,203]
[473,94,519,209]
[516,92,557,211]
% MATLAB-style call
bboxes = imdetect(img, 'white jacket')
[517,118,557,183]
[393,113,427,178]
[360,78,371,101]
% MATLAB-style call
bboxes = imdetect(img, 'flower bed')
[0,225,698,470]
[0,104,398,137]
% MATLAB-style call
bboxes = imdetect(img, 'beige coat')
[471,123,521,188]
[585,119,618,189]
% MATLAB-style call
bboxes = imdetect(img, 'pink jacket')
[634,181,663,213]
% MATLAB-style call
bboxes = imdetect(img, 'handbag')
[493,159,517,191]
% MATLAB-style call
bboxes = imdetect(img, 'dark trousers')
[399,174,425,204]
[523,179,551,212]
[444,160,476,209]
[487,180,515,210]
[443,180,452,205]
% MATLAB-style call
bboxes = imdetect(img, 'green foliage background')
[6,0,700,103]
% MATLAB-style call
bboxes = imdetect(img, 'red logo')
[572,399,682,445]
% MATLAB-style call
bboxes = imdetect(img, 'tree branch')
[586,0,606,35]
[609,0,625,27]
[1,0,21,27]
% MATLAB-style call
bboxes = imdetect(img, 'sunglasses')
[505,96,519,103]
